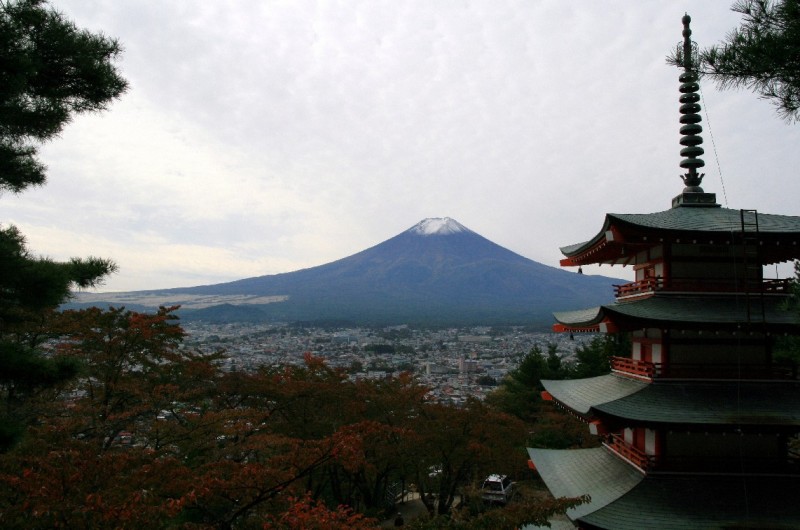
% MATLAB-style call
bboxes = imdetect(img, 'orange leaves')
[0,306,537,527]
[262,492,378,530]
[331,420,410,474]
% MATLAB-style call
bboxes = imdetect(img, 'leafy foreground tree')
[0,307,580,529]
[0,0,127,450]
[1,0,128,190]
[405,485,586,530]
[668,0,800,122]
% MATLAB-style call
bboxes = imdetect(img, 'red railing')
[611,357,655,380]
[613,278,660,298]
[610,356,798,381]
[613,277,793,298]
[604,433,653,471]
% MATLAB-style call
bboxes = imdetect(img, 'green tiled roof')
[580,475,800,529]
[553,295,799,329]
[611,207,800,233]
[595,381,800,426]
[529,447,800,529]
[526,447,643,520]
[560,206,800,258]
[541,375,647,415]
[552,306,604,328]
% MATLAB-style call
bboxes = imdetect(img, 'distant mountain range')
[70,218,622,327]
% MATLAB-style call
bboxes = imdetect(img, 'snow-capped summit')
[409,217,470,236]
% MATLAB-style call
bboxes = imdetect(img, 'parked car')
[481,474,513,504]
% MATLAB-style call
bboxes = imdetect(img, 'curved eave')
[580,475,800,529]
[554,295,800,333]
[604,295,800,331]
[559,208,800,267]
[541,374,648,415]
[552,306,602,332]
[559,222,637,267]
[594,381,800,427]
[529,448,800,528]
[526,447,644,521]
[551,305,617,333]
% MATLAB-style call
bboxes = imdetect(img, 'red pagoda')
[528,15,800,529]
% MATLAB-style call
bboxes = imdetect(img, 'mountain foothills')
[72,218,621,327]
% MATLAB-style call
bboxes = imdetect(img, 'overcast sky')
[6,0,800,292]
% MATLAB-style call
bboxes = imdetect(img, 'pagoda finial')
[677,13,705,192]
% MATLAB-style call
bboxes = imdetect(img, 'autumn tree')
[0,309,375,529]
[322,374,428,515]
[667,0,800,122]
[404,491,586,530]
[409,400,528,516]
[0,307,576,527]
[0,0,126,450]
[0,307,222,528]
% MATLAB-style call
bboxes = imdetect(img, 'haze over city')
[6,0,800,292]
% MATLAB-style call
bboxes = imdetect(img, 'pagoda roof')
[553,294,800,332]
[528,447,800,529]
[561,206,800,266]
[543,375,800,427]
[580,474,800,529]
[541,374,647,415]
[597,381,800,427]
[526,447,644,521]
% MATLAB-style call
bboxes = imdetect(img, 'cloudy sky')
[6,0,800,292]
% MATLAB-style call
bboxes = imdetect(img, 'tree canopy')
[668,0,800,122]
[0,0,128,192]
[0,0,126,450]
[0,306,581,528]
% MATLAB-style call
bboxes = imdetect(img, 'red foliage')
[262,492,377,529]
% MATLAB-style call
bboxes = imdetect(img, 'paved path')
[380,492,430,528]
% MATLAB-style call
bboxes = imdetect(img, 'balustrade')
[613,277,792,298]
[604,433,653,471]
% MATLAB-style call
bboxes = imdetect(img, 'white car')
[481,474,513,504]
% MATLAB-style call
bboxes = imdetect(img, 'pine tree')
[668,1,800,122]
[0,0,127,450]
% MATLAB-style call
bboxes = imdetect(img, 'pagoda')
[527,15,800,529]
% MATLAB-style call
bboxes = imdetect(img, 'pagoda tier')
[542,374,800,426]
[541,375,800,429]
[553,297,800,382]
[528,14,800,529]
[560,207,800,269]
[553,295,800,332]
[528,447,800,530]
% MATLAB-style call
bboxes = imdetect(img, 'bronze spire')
[678,14,705,192]
[671,14,718,208]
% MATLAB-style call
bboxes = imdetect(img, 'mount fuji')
[73,218,621,327]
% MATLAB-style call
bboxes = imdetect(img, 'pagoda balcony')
[613,277,792,299]
[611,356,656,380]
[611,357,799,381]
[603,433,654,472]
